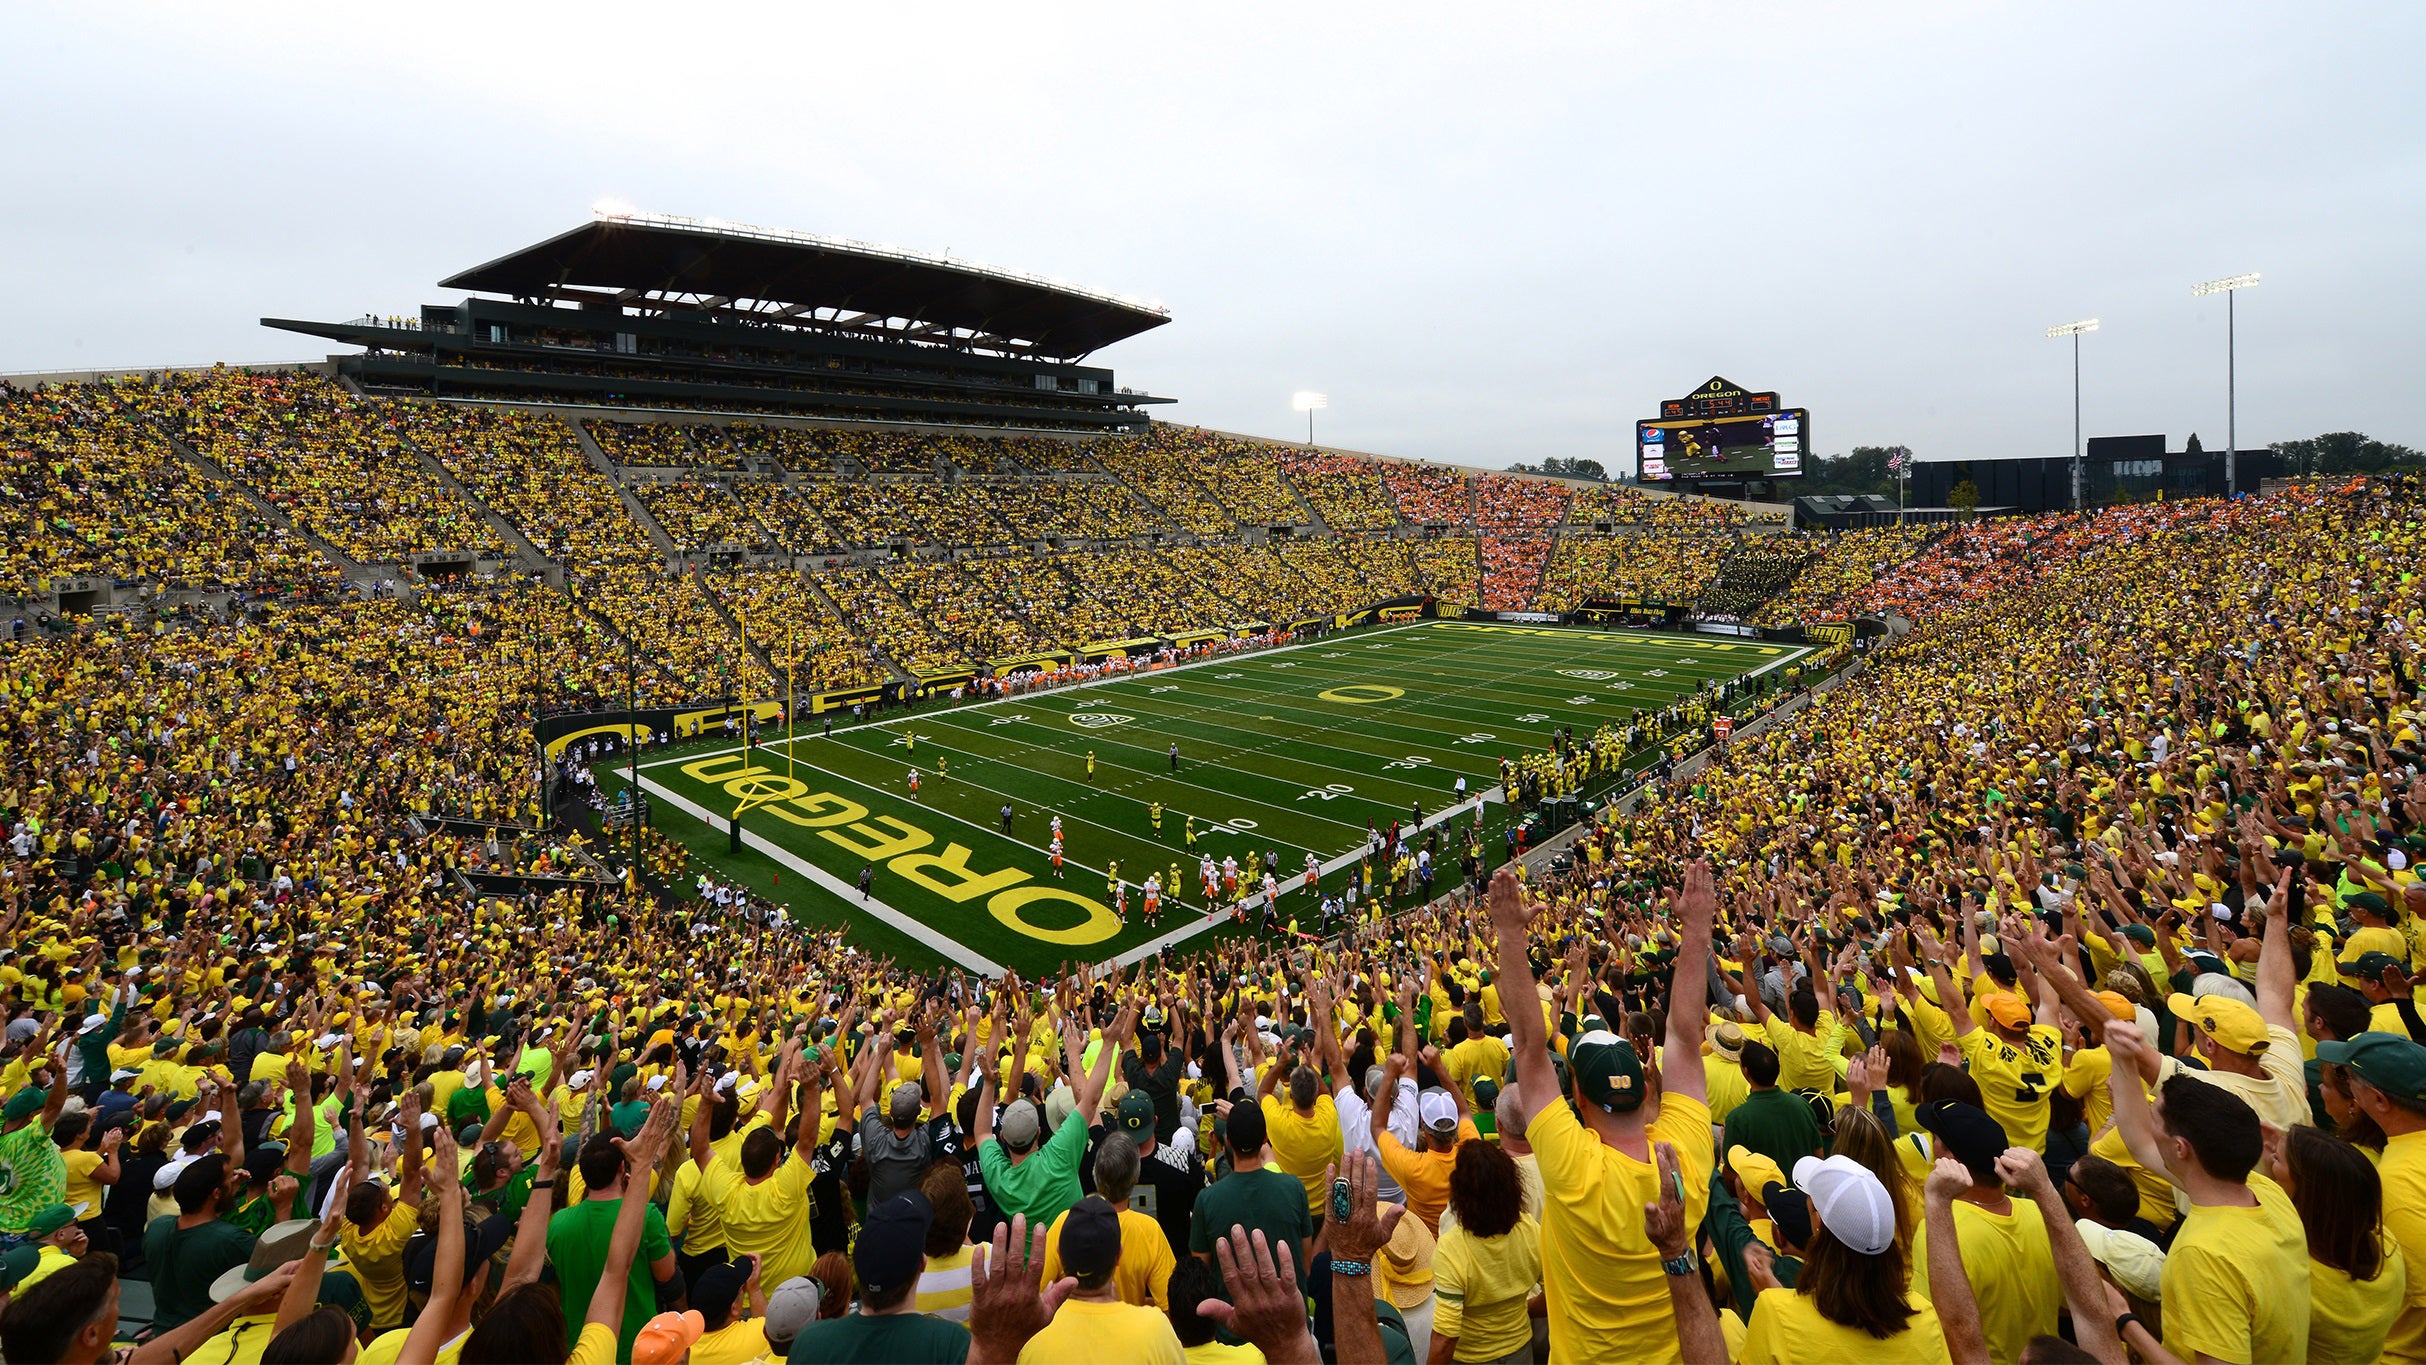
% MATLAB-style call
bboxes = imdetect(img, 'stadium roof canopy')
[438,211,1171,362]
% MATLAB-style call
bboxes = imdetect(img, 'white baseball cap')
[1793,1154,1896,1256]
[1416,1089,1458,1136]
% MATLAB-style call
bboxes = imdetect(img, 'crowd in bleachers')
[1535,531,1731,609]
[1478,534,1555,610]
[702,568,892,692]
[1384,462,1474,525]
[16,363,2426,1365]
[1749,525,1935,624]
[419,408,660,570]
[0,381,339,599]
[160,370,509,564]
[1278,451,1401,531]
[1568,482,1653,524]
[1692,534,1828,619]
[1473,472,1570,530]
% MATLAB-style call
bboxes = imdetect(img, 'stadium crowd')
[0,397,2422,1365]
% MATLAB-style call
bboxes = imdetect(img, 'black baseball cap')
[856,1191,934,1297]
[1059,1195,1123,1280]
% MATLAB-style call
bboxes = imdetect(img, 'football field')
[617,620,1810,975]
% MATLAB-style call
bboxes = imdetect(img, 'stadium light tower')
[1292,391,1328,446]
[2046,319,2099,511]
[2192,273,2259,497]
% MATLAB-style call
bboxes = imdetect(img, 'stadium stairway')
[402,442,554,573]
[154,427,376,587]
[1279,460,1325,530]
[572,420,681,562]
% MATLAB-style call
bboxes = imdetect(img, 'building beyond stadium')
[265,211,1174,432]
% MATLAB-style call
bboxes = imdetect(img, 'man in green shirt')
[1718,1041,1823,1176]
[974,1014,1123,1227]
[788,1190,970,1364]
[1186,1104,1312,1279]
[142,1154,257,1335]
[547,1132,680,1363]
[0,1079,68,1234]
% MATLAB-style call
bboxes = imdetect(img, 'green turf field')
[619,620,1810,975]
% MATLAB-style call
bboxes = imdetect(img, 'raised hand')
[1641,1141,1691,1259]
[968,1215,1070,1364]
[1323,1152,1407,1265]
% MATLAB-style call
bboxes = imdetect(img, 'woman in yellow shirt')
[2277,1123,2406,1365]
[1431,1140,1542,1363]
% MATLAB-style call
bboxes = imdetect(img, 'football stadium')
[2,7,2422,1365]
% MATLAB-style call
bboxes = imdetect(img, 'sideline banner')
[983,650,1072,677]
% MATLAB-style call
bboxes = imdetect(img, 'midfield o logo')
[1070,713,1135,729]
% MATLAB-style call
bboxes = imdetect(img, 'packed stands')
[980,477,1158,541]
[629,478,770,552]
[160,369,509,563]
[703,566,893,690]
[818,562,971,675]
[1278,450,1401,530]
[1691,533,1827,618]
[10,356,2423,1365]
[1749,524,1934,623]
[1535,530,1729,608]
[1478,533,1555,609]
[1092,433,1232,535]
[730,479,849,556]
[1409,533,1481,606]
[1384,461,1474,524]
[416,407,660,569]
[0,380,340,598]
[1568,481,1653,523]
[1473,470,1570,529]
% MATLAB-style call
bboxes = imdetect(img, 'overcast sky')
[7,2,2419,469]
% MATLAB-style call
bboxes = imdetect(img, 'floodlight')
[591,197,638,220]
[1291,392,1329,412]
[2045,319,2100,338]
[2192,273,2259,297]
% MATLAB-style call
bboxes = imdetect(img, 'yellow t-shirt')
[566,1321,618,1365]
[355,1325,466,1365]
[1184,1339,1267,1363]
[2308,1240,2407,1365]
[2159,1024,2312,1136]
[1258,1094,1343,1215]
[718,1150,817,1286]
[1702,1056,1750,1124]
[1741,1287,1954,1364]
[340,1199,422,1330]
[1431,1216,1541,1361]
[61,1149,107,1216]
[1956,1025,2061,1155]
[689,1318,771,1365]
[1907,1196,2059,1365]
[2059,1044,2115,1136]
[1762,1016,1840,1094]
[667,1156,736,1256]
[1532,1093,1713,1365]
[2086,1122,2177,1233]
[2378,1129,2426,1363]
[176,1312,283,1365]
[1040,1205,1174,1309]
[2160,1173,2311,1365]
[1015,1295,1186,1365]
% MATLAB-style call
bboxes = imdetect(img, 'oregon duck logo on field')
[1070,712,1135,729]
[1557,669,1616,681]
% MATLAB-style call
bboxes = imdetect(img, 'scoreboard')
[1637,376,1807,483]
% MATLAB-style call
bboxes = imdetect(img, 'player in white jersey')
[1143,874,1161,926]
[1200,855,1218,906]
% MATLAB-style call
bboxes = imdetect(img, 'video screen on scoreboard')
[1636,410,1805,482]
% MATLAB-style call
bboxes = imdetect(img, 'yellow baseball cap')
[2166,993,2269,1055]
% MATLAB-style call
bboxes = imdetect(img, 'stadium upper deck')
[265,212,1175,432]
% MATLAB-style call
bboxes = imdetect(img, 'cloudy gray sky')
[7,2,2419,469]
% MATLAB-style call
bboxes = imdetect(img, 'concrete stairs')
[154,428,383,590]
[403,444,552,571]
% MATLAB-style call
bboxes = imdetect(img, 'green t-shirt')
[546,1197,673,1364]
[0,1121,65,1233]
[977,1116,1088,1225]
[446,1083,493,1129]
[1187,1165,1313,1269]
[786,1310,971,1364]
[142,1215,257,1333]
